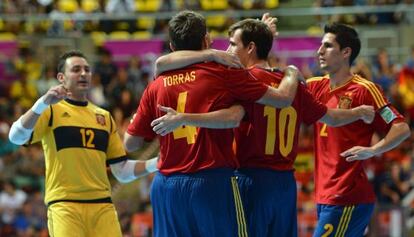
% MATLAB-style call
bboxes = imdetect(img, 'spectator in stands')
[372,48,398,96]
[93,47,118,94]
[398,50,414,126]
[117,89,136,118]
[126,55,148,98]
[177,0,201,10]
[106,0,135,14]
[112,107,128,137]
[352,58,373,81]
[12,187,47,235]
[103,0,135,32]
[135,70,150,101]
[109,67,135,104]
[406,46,414,69]
[0,179,27,225]
[13,201,42,235]
[1,0,21,33]
[0,122,19,160]
[47,1,69,36]
[368,0,400,24]
[378,161,412,204]
[127,56,142,85]
[15,145,45,191]
[36,66,59,95]
[10,70,38,110]
[89,73,109,108]
[13,48,42,83]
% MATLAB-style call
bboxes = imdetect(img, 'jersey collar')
[65,98,88,107]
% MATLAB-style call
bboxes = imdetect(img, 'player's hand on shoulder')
[355,105,375,124]
[151,105,183,136]
[43,84,71,105]
[284,65,305,83]
[341,146,375,162]
[211,49,243,69]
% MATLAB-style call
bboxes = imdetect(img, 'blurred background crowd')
[0,0,414,236]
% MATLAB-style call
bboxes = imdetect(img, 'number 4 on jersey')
[173,92,197,144]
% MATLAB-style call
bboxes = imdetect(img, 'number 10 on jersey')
[264,106,297,156]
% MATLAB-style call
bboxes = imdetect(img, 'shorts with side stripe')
[150,169,248,237]
[236,168,297,237]
[313,203,374,237]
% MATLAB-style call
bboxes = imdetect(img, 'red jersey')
[127,62,268,175]
[236,67,327,170]
[307,75,405,205]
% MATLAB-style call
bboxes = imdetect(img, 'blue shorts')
[236,168,297,237]
[313,203,374,237]
[150,169,247,237]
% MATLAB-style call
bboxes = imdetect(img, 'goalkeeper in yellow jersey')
[8,50,158,237]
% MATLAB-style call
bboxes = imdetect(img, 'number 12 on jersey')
[173,92,197,144]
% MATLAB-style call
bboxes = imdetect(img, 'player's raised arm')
[261,13,279,38]
[319,105,375,127]
[9,84,70,145]
[154,49,243,76]
[151,104,245,136]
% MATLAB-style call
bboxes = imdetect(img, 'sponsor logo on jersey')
[62,112,71,118]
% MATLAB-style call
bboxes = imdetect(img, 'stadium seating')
[132,31,152,40]
[81,0,100,13]
[0,32,16,41]
[90,31,107,45]
[58,0,79,13]
[135,0,161,12]
[109,31,131,40]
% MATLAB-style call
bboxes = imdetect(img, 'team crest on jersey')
[338,96,352,109]
[270,82,279,88]
[96,114,106,126]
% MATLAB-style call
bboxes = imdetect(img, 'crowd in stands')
[0,0,413,39]
[314,0,414,25]
[0,1,413,237]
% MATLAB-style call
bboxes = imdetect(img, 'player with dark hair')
[149,18,375,237]
[307,23,410,237]
[9,50,157,237]
[124,10,304,237]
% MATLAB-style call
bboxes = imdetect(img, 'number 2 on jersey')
[173,92,197,144]
[320,123,328,137]
[264,106,297,156]
[322,223,334,237]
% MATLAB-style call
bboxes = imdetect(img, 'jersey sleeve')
[363,83,405,132]
[305,78,317,95]
[30,106,52,144]
[300,85,328,125]
[126,85,157,140]
[223,67,268,102]
[106,114,127,163]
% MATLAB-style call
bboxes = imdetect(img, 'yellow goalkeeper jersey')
[29,99,126,205]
